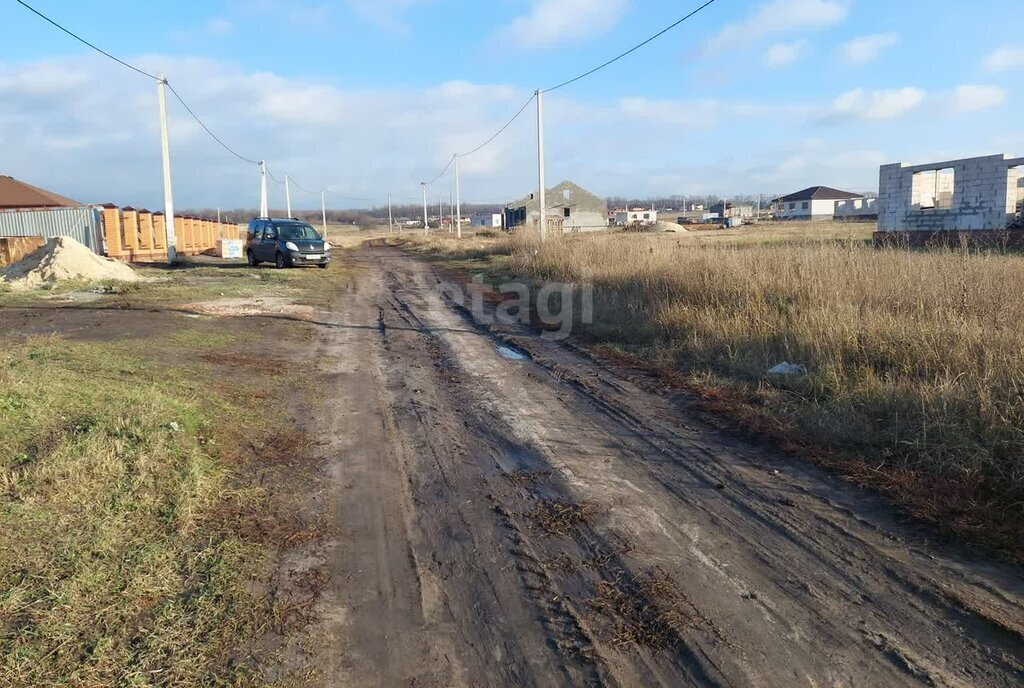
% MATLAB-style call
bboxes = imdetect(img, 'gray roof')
[775,186,864,202]
[507,180,607,212]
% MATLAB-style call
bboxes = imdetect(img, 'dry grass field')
[397,222,1024,556]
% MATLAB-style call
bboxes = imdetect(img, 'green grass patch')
[0,335,284,685]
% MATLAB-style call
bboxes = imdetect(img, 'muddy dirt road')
[302,245,1024,687]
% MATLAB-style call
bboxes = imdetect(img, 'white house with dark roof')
[773,186,864,220]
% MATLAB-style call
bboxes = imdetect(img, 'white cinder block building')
[877,153,1024,233]
[613,209,657,225]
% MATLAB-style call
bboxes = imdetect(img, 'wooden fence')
[100,204,237,262]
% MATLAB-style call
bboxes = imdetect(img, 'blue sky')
[2,0,1023,209]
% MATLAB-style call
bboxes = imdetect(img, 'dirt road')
[301,245,1023,687]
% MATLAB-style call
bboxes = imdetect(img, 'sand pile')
[0,236,139,290]
[654,220,689,233]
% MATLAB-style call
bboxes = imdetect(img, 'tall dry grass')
[399,228,1024,541]
[511,231,1024,487]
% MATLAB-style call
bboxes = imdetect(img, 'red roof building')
[0,175,80,210]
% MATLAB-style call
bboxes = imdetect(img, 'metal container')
[0,206,105,254]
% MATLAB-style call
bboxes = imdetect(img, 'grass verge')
[0,302,325,683]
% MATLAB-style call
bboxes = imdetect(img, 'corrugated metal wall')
[0,206,104,254]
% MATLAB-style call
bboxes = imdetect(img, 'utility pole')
[536,89,547,242]
[259,160,268,218]
[156,73,177,263]
[388,193,394,234]
[285,174,292,218]
[321,190,327,239]
[421,182,428,234]
[216,207,221,223]
[449,190,454,234]
[455,155,462,239]
[438,195,443,231]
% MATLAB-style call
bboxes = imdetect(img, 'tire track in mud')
[315,246,1024,688]
[378,273,735,686]
[373,246,1024,688]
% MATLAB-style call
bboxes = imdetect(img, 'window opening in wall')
[913,168,955,210]
[1011,166,1024,214]
[563,207,571,218]
[801,202,809,210]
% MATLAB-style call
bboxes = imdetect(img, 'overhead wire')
[164,82,261,166]
[14,0,159,81]
[423,154,456,186]
[16,0,263,169]
[542,0,720,93]
[457,93,536,159]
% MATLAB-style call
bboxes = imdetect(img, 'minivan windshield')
[276,223,321,241]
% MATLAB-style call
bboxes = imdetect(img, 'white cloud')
[950,84,1006,113]
[984,45,1024,72]
[0,54,539,209]
[839,32,898,64]
[819,87,925,122]
[617,96,810,128]
[763,40,808,68]
[498,0,630,48]
[703,0,847,55]
[207,18,234,34]
[171,17,234,41]
[347,0,425,32]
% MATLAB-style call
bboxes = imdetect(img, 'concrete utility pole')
[216,207,221,223]
[536,89,547,242]
[156,73,177,263]
[455,154,462,239]
[285,174,292,218]
[421,182,428,234]
[449,189,454,234]
[320,190,327,239]
[438,195,443,231]
[388,193,394,234]
[259,160,269,218]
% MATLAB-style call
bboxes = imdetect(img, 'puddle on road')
[495,343,530,361]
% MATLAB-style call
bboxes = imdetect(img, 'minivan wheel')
[247,250,259,267]
[275,252,288,269]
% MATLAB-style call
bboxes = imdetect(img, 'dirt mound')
[654,220,689,233]
[0,236,139,290]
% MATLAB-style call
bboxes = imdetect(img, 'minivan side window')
[263,225,277,240]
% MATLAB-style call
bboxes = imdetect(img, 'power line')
[458,93,536,159]
[16,0,264,169]
[264,164,284,185]
[289,177,317,195]
[542,0,720,93]
[422,90,536,183]
[14,0,159,81]
[164,81,261,166]
[423,154,455,186]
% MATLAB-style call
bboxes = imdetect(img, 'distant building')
[471,212,503,228]
[0,175,80,210]
[504,180,608,233]
[834,197,878,220]
[710,202,754,220]
[774,186,864,220]
[613,209,657,225]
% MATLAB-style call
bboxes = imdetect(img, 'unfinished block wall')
[879,154,1024,232]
